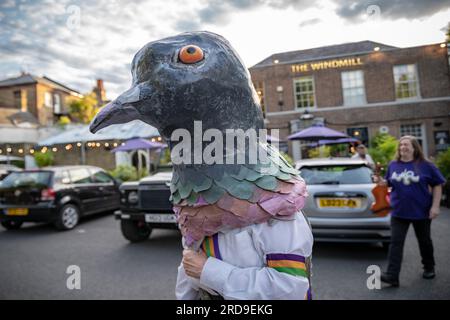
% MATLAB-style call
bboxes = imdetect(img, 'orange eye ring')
[179,45,204,64]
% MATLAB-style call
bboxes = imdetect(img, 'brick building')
[0,73,83,127]
[0,74,118,169]
[249,41,450,160]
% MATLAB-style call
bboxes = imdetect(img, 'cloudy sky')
[1,0,449,98]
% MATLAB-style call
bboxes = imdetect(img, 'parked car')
[0,164,22,181]
[296,157,391,249]
[0,155,25,169]
[116,169,177,242]
[116,158,392,246]
[0,165,121,231]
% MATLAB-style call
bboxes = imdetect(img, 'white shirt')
[175,211,314,300]
[351,153,375,167]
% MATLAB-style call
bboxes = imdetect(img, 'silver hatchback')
[296,158,391,247]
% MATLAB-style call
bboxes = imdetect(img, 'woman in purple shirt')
[377,135,445,287]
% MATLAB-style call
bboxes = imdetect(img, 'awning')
[38,120,160,146]
[111,138,167,152]
[287,123,348,141]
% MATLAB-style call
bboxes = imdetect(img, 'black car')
[117,170,177,242]
[0,165,121,231]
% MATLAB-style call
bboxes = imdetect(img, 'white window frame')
[393,64,420,100]
[293,76,316,110]
[341,70,366,106]
[53,93,61,114]
[400,123,428,156]
[44,92,53,108]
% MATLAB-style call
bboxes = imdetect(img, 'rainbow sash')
[201,234,222,260]
[267,253,312,300]
[266,253,308,277]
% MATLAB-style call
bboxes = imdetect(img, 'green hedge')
[34,151,55,167]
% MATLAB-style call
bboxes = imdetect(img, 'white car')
[296,158,391,249]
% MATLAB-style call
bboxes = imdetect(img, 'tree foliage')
[368,133,398,169]
[307,145,331,158]
[34,151,54,167]
[436,148,450,180]
[68,92,99,124]
[108,165,138,182]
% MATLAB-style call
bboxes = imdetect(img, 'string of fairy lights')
[0,137,163,155]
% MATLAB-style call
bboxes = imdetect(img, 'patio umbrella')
[287,123,348,141]
[111,138,167,152]
[112,138,167,174]
[308,137,360,147]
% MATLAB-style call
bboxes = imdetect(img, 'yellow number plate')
[318,198,361,208]
[6,208,29,216]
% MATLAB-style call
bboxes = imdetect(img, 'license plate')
[318,198,361,208]
[145,214,176,223]
[6,208,29,216]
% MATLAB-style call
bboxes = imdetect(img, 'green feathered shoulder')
[170,143,300,205]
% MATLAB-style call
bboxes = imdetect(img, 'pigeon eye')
[179,45,204,64]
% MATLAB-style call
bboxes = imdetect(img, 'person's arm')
[428,162,446,219]
[199,256,310,300]
[175,262,200,300]
[373,163,389,186]
[429,185,442,219]
[183,215,313,300]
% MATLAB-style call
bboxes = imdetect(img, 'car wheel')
[1,221,23,230]
[120,219,152,242]
[54,204,80,230]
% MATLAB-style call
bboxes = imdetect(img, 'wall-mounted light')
[373,47,380,51]
[273,59,279,64]
[440,43,447,48]
[276,86,284,109]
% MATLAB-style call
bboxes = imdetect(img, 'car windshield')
[0,171,52,188]
[299,165,373,185]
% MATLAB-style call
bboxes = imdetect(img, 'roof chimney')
[95,79,106,105]
[97,79,104,92]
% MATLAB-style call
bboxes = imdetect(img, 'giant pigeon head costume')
[90,31,307,246]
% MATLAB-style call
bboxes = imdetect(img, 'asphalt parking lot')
[0,208,449,300]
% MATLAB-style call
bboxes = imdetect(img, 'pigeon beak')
[89,85,143,133]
